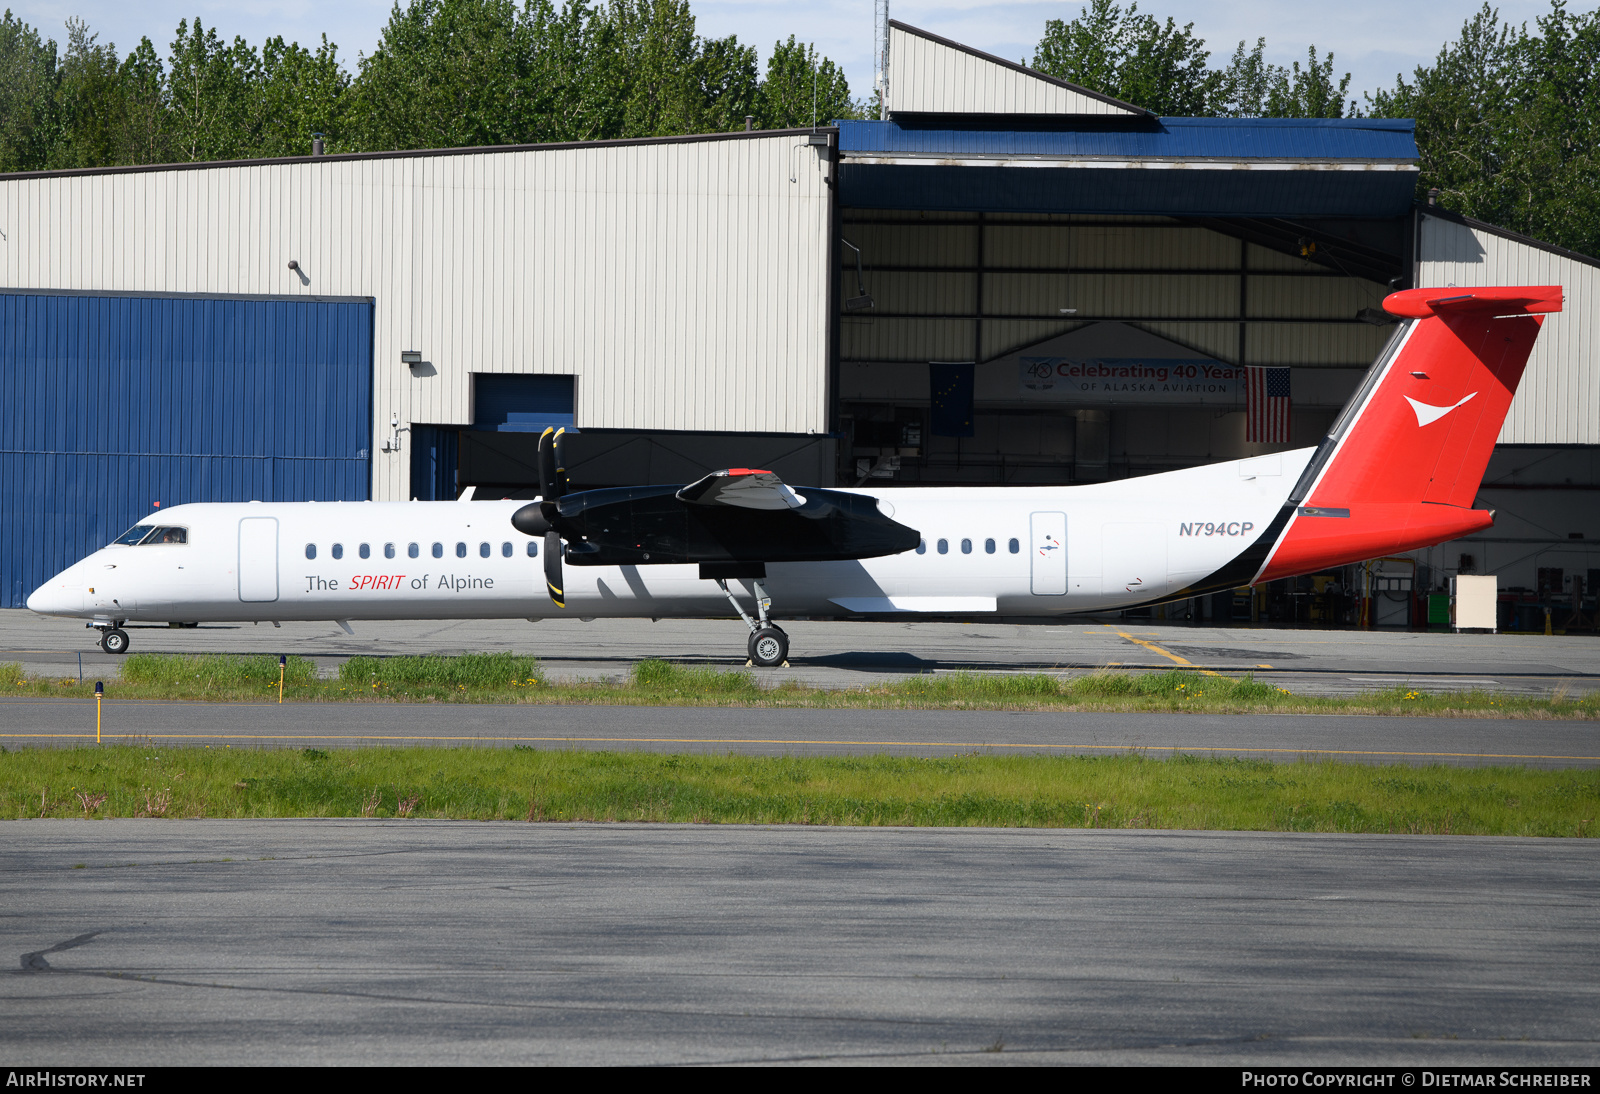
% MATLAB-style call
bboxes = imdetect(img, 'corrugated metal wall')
[888,24,1135,116]
[840,213,1392,369]
[0,292,372,607]
[0,132,833,501]
[1418,213,1600,444]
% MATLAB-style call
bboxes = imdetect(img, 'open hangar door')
[829,107,1427,626]
[0,291,373,608]
[836,210,1404,489]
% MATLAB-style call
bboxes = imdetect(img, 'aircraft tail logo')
[1404,391,1477,427]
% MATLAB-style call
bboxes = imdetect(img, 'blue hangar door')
[0,292,374,608]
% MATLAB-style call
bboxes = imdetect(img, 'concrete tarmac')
[2,699,1598,767]
[3,821,1596,1066]
[3,610,1597,697]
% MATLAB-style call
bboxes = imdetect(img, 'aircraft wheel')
[100,628,130,655]
[748,626,788,668]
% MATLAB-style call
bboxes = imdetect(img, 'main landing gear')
[713,578,789,667]
[95,624,130,654]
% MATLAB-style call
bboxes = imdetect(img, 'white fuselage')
[27,450,1312,624]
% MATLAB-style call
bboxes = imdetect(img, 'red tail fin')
[1258,286,1561,581]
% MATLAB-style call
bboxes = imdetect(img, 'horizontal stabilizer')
[677,469,803,511]
[1384,286,1562,318]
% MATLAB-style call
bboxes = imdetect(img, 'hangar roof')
[836,117,1421,218]
[839,117,1418,162]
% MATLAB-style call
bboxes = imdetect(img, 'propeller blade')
[544,530,565,607]
[552,427,568,497]
[537,427,558,503]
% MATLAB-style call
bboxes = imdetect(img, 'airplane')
[26,285,1561,667]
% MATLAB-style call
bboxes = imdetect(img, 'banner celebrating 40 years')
[1020,357,1244,406]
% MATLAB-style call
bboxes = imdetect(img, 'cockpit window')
[110,524,187,546]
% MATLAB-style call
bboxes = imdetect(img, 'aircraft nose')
[27,575,84,615]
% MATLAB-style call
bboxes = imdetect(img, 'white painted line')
[1346,676,1500,687]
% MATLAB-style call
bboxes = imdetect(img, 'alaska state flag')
[929,361,975,438]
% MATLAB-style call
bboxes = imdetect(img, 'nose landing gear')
[94,623,130,654]
[713,577,790,668]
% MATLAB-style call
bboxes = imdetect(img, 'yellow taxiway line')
[0,732,1594,763]
[1101,623,1243,676]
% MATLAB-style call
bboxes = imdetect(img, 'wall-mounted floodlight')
[401,350,424,371]
[806,134,829,147]
[1058,307,1077,315]
[841,239,874,311]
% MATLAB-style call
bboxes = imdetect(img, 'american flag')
[1247,367,1292,443]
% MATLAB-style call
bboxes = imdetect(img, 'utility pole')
[875,0,890,120]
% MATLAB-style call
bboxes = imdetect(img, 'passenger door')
[1029,512,1068,595]
[238,517,279,602]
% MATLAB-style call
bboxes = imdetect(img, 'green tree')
[755,35,857,129]
[0,11,59,171]
[49,18,125,169]
[166,19,262,161]
[1033,1,1352,117]
[1033,0,1216,115]
[523,0,624,142]
[610,0,703,137]
[347,0,534,152]
[1368,0,1600,254]
[251,35,349,157]
[691,33,758,132]
[117,38,173,166]
[1263,46,1352,118]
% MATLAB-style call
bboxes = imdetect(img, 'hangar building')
[2,21,1595,628]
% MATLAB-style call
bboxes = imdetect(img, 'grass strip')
[1,655,1595,719]
[2,747,1595,835]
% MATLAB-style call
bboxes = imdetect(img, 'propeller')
[510,427,570,607]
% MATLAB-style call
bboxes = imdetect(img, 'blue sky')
[10,1,1585,107]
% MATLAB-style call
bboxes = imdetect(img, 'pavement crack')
[19,931,103,973]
